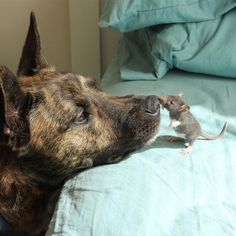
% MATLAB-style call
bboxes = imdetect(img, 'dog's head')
[0,13,160,178]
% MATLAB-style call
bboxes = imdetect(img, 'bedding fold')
[100,0,236,32]
[118,8,236,80]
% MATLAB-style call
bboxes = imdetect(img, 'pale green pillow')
[100,0,236,32]
[118,8,236,80]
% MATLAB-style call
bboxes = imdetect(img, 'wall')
[100,27,121,76]
[69,0,100,78]
[69,0,121,78]
[0,0,121,79]
[0,0,71,73]
[100,0,122,75]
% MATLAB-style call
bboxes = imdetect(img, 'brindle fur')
[0,13,160,236]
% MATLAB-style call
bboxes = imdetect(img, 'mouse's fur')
[159,93,228,155]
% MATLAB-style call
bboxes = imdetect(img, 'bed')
[46,1,236,235]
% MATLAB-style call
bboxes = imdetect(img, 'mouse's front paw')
[167,136,181,142]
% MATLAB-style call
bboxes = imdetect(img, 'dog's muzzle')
[144,96,160,116]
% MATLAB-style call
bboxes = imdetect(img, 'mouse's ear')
[177,92,184,97]
[179,104,190,112]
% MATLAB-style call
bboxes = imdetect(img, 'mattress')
[47,54,236,236]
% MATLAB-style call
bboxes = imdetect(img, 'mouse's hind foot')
[180,145,193,156]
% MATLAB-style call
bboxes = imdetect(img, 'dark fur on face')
[0,13,160,235]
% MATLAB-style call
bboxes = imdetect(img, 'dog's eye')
[75,109,89,124]
[85,79,100,90]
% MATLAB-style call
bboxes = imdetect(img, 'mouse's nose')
[158,95,167,105]
[144,95,160,116]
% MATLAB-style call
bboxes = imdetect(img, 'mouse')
[158,93,228,156]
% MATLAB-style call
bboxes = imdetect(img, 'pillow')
[150,7,236,79]
[100,0,236,32]
[118,8,236,80]
[117,29,157,81]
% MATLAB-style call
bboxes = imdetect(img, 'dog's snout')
[144,96,160,115]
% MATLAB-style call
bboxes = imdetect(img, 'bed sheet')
[47,56,236,236]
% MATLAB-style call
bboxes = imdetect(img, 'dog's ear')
[0,66,31,149]
[17,12,48,77]
[0,86,5,144]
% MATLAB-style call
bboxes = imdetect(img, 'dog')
[0,12,160,236]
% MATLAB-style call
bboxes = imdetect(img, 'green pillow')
[118,8,236,80]
[100,0,236,32]
[150,8,236,79]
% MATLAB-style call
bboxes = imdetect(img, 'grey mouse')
[159,93,228,156]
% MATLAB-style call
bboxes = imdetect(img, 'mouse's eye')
[168,100,174,105]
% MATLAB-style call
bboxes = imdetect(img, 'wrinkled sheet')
[47,56,236,236]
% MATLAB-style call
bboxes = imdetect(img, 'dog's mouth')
[146,127,160,145]
[123,96,161,146]
[112,101,161,159]
[145,110,160,117]
[59,95,161,170]
[92,96,161,167]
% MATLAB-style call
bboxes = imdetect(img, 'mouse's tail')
[200,122,228,140]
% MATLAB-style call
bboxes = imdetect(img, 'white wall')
[0,0,121,79]
[100,27,121,75]
[100,0,121,75]
[0,0,71,73]
[69,0,100,78]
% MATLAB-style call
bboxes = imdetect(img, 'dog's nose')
[144,96,160,115]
